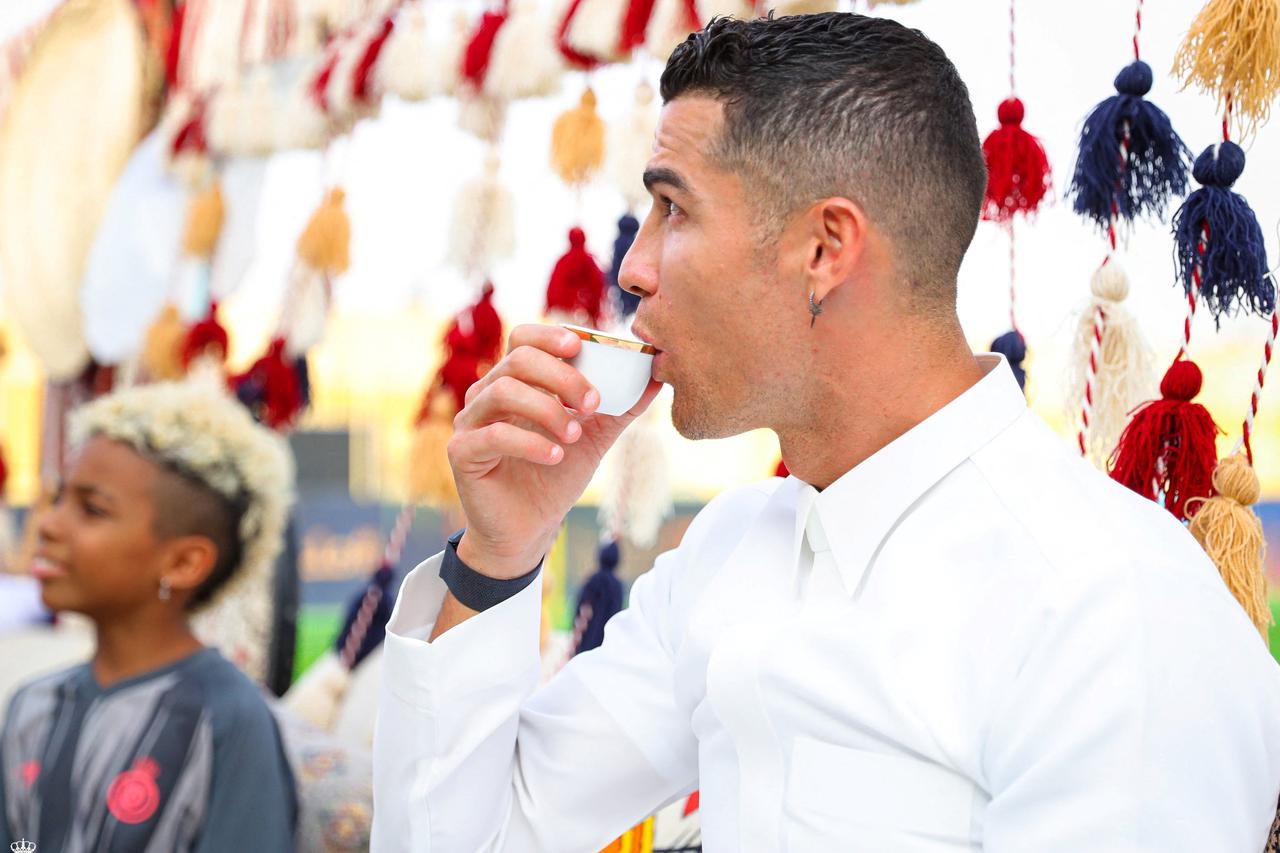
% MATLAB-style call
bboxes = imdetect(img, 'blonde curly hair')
[69,380,295,679]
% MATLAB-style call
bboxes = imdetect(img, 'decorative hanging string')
[337,504,415,669]
[1241,307,1279,465]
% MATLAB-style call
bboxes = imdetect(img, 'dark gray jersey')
[0,648,296,852]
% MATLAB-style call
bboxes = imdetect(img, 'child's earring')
[158,577,172,601]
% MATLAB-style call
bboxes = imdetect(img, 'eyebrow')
[642,167,693,197]
[68,482,116,505]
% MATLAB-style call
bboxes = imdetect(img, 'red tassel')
[237,337,303,430]
[774,458,789,478]
[170,101,208,159]
[620,0,660,53]
[470,283,505,366]
[981,97,1052,222]
[0,444,8,498]
[1108,359,1221,522]
[166,1,186,91]
[310,45,342,113]
[545,227,606,326]
[558,0,602,69]
[353,13,396,104]
[462,10,509,90]
[181,303,230,368]
[416,286,507,421]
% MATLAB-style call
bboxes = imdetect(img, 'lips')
[30,556,69,581]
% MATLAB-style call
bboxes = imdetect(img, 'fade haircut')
[660,13,987,304]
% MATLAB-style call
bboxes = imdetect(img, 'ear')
[801,197,866,303]
[158,535,220,601]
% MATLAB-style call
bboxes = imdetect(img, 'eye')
[661,197,683,218]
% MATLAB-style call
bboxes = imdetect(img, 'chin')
[670,388,750,441]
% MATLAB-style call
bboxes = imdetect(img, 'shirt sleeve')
[981,553,1280,851]
[196,693,297,853]
[372,547,699,853]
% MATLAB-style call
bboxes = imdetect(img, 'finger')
[457,375,584,444]
[507,323,582,358]
[469,344,599,413]
[448,421,564,470]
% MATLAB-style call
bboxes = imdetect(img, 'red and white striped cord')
[1077,303,1107,455]
[1177,222,1208,361]
[1133,0,1144,61]
[337,505,416,669]
[1007,221,1018,333]
[1008,0,1016,95]
[1241,309,1279,466]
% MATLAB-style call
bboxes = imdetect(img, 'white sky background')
[226,0,1280,497]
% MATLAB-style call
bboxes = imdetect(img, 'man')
[373,14,1280,851]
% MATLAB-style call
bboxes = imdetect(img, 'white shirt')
[373,355,1280,852]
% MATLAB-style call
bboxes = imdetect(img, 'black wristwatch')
[439,529,542,612]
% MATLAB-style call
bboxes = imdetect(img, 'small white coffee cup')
[564,324,655,417]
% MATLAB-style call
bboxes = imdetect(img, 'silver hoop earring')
[158,577,171,601]
[808,292,824,328]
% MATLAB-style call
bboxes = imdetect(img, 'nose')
[36,490,65,545]
[618,212,659,299]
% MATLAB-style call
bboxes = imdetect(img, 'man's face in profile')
[623,96,808,441]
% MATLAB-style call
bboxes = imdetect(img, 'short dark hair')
[150,462,248,610]
[661,13,987,301]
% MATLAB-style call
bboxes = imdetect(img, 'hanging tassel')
[469,283,506,368]
[558,0,603,69]
[279,73,331,151]
[432,10,470,98]
[408,393,461,507]
[142,304,188,381]
[1109,359,1221,522]
[283,265,331,358]
[598,403,673,548]
[461,9,508,92]
[297,187,352,277]
[989,329,1027,390]
[775,457,790,478]
[609,214,641,318]
[457,93,508,143]
[620,0,660,54]
[182,178,225,260]
[981,97,1052,222]
[243,67,280,156]
[181,303,231,370]
[645,0,699,61]
[280,651,349,731]
[571,540,625,656]
[1173,0,1280,139]
[485,0,565,100]
[1188,454,1273,639]
[1068,61,1192,229]
[235,337,304,430]
[1068,262,1155,468]
[546,227,607,326]
[1172,142,1276,324]
[609,82,659,212]
[206,75,251,157]
[295,355,312,410]
[447,152,516,278]
[551,88,606,187]
[377,2,432,102]
[563,0,632,65]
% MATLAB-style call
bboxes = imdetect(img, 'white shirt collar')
[791,354,1026,597]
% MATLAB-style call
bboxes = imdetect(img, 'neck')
[778,313,985,490]
[91,610,203,688]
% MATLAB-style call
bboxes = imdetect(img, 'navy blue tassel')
[1171,142,1276,324]
[572,540,625,656]
[609,214,641,318]
[334,563,396,670]
[1069,61,1191,230]
[294,356,311,410]
[990,330,1026,390]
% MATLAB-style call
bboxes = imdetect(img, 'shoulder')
[191,651,282,741]
[4,665,82,723]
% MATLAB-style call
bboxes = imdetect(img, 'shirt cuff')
[383,551,544,709]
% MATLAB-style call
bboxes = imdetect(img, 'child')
[0,382,297,852]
